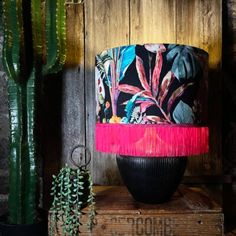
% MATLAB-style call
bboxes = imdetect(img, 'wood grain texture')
[90,185,222,213]
[49,186,224,236]
[41,0,80,198]
[65,4,84,66]
[80,214,223,236]
[130,0,177,44]
[224,0,236,67]
[84,0,129,184]
[43,4,86,209]
[176,0,220,58]
[51,214,223,236]
[61,0,222,184]
[223,0,236,181]
[176,0,222,176]
[130,0,222,177]
[62,4,86,166]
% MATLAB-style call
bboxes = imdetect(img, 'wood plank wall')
[61,0,222,185]
[223,0,236,179]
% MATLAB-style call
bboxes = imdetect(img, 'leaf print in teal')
[166,45,201,81]
[173,100,195,124]
[95,44,208,125]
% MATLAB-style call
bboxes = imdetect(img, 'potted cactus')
[0,0,67,235]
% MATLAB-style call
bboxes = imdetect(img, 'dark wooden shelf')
[78,185,224,236]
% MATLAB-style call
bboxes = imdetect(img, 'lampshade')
[95,44,208,157]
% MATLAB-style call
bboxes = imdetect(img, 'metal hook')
[70,144,91,168]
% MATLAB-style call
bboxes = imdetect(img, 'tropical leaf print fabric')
[95,44,208,125]
[95,44,209,157]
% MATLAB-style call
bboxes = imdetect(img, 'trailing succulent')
[2,0,66,224]
[49,164,96,236]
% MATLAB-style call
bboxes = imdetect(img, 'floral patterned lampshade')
[95,44,209,157]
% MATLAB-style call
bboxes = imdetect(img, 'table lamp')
[95,44,208,203]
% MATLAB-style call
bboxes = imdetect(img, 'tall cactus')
[2,0,67,224]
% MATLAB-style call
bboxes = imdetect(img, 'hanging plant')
[49,145,96,236]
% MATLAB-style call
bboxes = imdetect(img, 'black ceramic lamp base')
[116,155,187,204]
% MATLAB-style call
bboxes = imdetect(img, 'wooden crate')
[50,185,224,236]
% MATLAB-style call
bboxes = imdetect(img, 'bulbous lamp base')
[116,155,187,204]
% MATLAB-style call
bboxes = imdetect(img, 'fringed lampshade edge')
[95,123,209,157]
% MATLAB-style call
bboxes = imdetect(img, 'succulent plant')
[49,164,96,236]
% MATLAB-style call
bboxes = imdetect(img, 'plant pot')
[116,155,187,204]
[0,210,48,236]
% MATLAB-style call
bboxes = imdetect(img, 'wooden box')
[50,185,224,236]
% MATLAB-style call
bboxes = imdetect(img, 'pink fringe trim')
[96,123,209,157]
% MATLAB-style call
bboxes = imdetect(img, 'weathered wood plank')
[51,213,223,236]
[80,214,223,236]
[130,0,177,44]
[129,0,222,177]
[84,0,129,184]
[49,186,223,236]
[176,0,222,176]
[65,4,84,67]
[90,186,222,214]
[223,0,236,181]
[63,0,222,185]
[80,186,223,236]
[43,4,85,209]
[224,0,236,67]
[176,0,222,68]
[62,4,86,165]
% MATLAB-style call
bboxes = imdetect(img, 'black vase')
[0,210,48,236]
[116,155,187,204]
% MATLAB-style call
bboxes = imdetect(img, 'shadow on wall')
[41,73,63,210]
[222,0,236,179]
